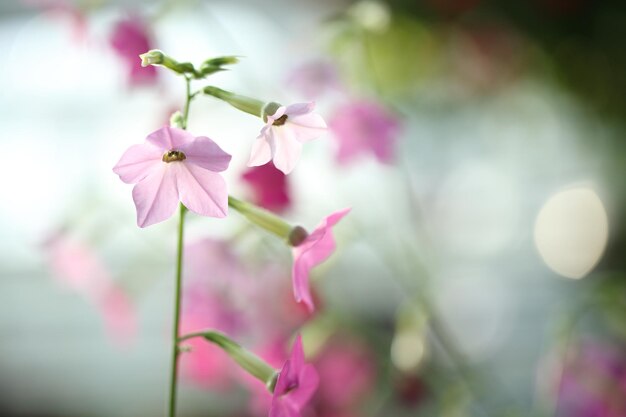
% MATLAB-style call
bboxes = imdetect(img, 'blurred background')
[0,0,625,416]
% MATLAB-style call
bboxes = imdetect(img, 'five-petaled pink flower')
[329,100,400,165]
[292,208,351,312]
[113,126,232,227]
[270,335,319,417]
[248,103,327,175]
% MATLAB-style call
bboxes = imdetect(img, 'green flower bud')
[139,49,164,67]
[169,111,184,128]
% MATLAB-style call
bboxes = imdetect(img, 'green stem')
[227,195,294,242]
[203,86,265,118]
[168,76,193,417]
[182,77,192,129]
[178,330,277,388]
[168,204,186,417]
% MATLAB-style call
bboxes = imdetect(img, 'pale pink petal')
[292,208,351,311]
[112,143,162,184]
[288,112,327,142]
[176,163,228,218]
[248,135,273,167]
[285,102,316,117]
[178,136,232,172]
[131,165,179,227]
[146,126,195,150]
[272,127,302,174]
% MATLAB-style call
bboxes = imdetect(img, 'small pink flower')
[241,162,291,213]
[110,16,157,86]
[329,100,401,165]
[270,335,319,417]
[248,103,327,174]
[113,126,231,227]
[292,208,351,312]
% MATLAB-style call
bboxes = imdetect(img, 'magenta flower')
[329,100,401,165]
[113,126,231,227]
[109,16,157,86]
[248,103,327,174]
[292,208,351,312]
[270,335,319,417]
[241,162,291,213]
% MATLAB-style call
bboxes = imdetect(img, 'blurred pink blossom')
[24,0,88,42]
[329,100,401,165]
[313,337,376,411]
[248,103,327,174]
[43,232,137,345]
[180,239,309,389]
[113,126,232,227]
[292,208,351,312]
[241,162,291,213]
[109,15,157,86]
[286,60,342,99]
[555,341,626,417]
[270,335,319,417]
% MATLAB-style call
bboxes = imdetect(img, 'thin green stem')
[168,76,192,417]
[168,204,186,417]
[179,330,276,388]
[227,195,294,242]
[182,76,192,129]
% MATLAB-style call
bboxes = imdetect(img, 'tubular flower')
[248,103,327,174]
[113,126,231,227]
[292,208,351,312]
[270,335,319,417]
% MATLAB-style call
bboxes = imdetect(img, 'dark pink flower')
[314,337,376,410]
[241,162,291,213]
[329,101,400,165]
[292,208,351,312]
[270,335,319,417]
[110,16,157,86]
[113,126,231,227]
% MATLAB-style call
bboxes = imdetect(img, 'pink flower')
[314,337,376,410]
[113,126,232,227]
[329,101,401,165]
[110,16,157,86]
[248,103,327,174]
[292,208,351,312]
[43,232,137,345]
[286,60,342,99]
[241,162,291,213]
[270,335,319,417]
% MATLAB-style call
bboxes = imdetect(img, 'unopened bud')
[139,49,164,67]
[169,111,184,128]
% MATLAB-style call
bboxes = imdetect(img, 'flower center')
[162,150,186,163]
[272,115,288,126]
